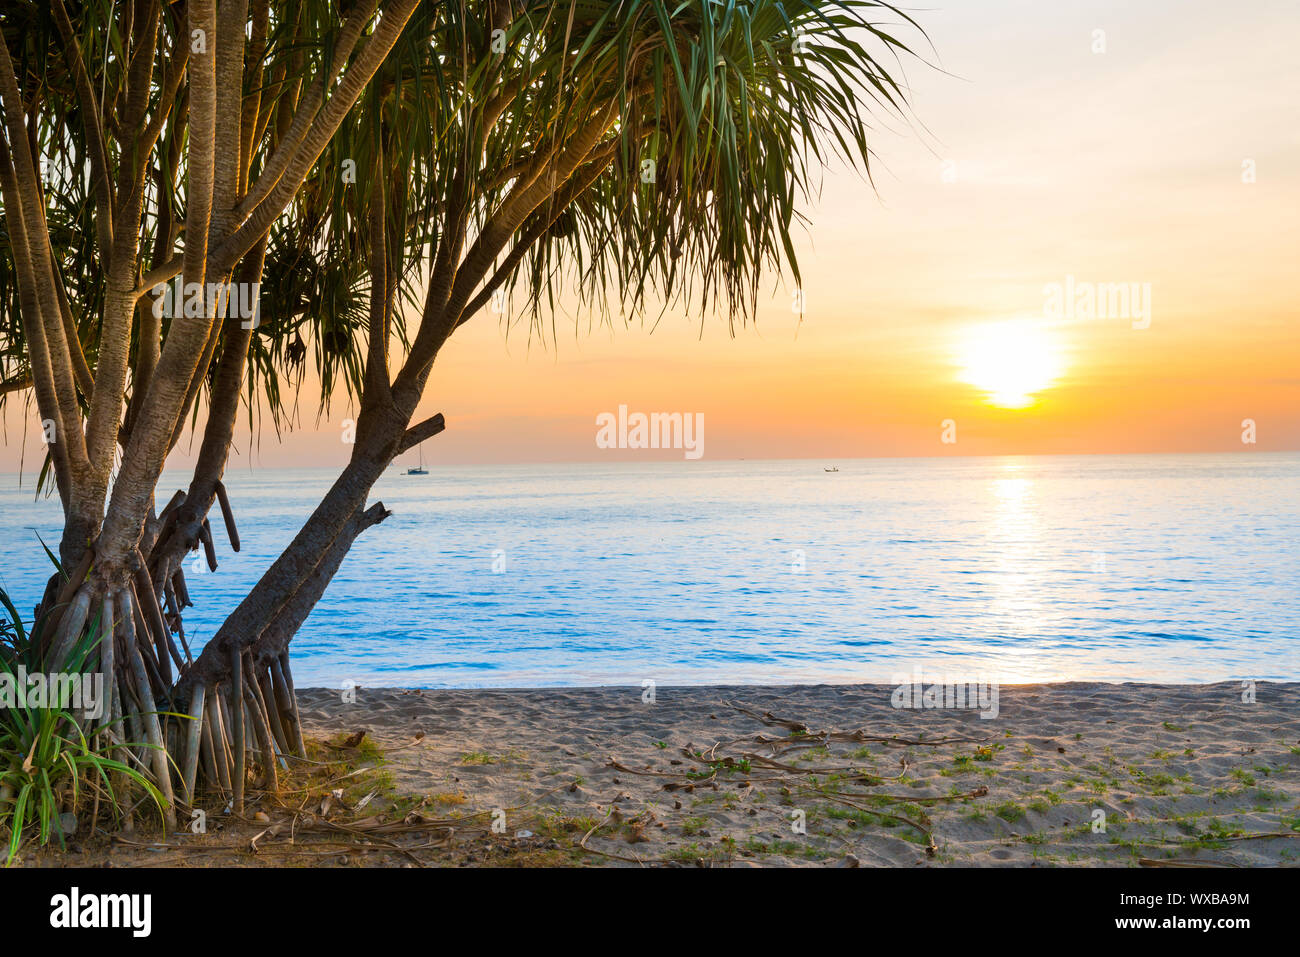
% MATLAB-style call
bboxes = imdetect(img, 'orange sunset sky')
[2,0,1297,473]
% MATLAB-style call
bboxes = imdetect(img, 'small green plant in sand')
[459,749,527,767]
[743,837,805,857]
[667,842,722,864]
[536,811,601,839]
[326,732,385,762]
[993,802,1026,823]
[1250,788,1286,808]
[303,738,395,807]
[686,755,751,779]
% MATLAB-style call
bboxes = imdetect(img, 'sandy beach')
[283,680,1299,867]
[14,679,1298,868]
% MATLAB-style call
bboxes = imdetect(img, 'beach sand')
[284,680,1300,867]
[22,681,1298,867]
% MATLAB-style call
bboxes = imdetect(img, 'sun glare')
[956,320,1066,408]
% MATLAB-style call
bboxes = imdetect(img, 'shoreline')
[300,676,1300,692]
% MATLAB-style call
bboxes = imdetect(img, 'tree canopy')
[0,0,926,833]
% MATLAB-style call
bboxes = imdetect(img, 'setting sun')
[956,320,1067,408]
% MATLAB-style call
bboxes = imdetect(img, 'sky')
[2,0,1297,473]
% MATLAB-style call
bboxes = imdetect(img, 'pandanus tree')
[0,0,923,829]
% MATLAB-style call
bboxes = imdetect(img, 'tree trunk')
[177,397,409,694]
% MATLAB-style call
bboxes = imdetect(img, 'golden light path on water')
[985,465,1050,683]
[945,460,1062,685]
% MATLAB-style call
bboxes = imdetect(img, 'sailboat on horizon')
[407,443,428,475]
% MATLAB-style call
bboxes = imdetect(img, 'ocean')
[1,452,1296,687]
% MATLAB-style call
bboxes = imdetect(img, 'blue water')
[1,453,1296,687]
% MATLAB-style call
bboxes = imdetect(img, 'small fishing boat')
[824,466,839,472]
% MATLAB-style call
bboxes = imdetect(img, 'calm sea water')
[1,453,1296,687]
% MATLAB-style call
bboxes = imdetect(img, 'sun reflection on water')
[987,469,1044,640]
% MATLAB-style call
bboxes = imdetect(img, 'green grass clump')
[1,585,164,865]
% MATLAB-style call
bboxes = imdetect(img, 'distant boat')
[407,443,429,475]
[824,466,839,472]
